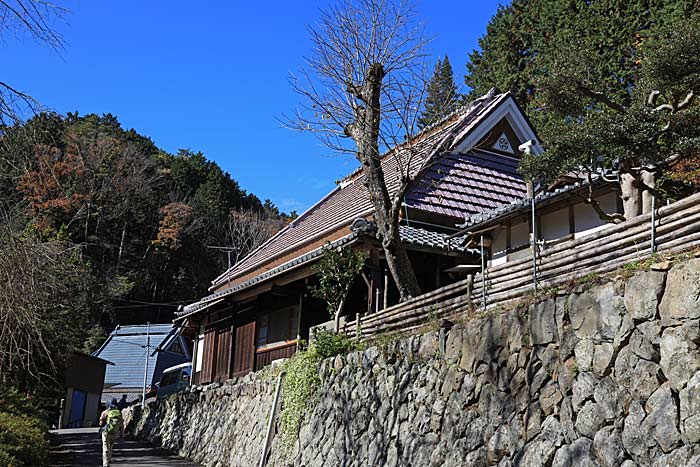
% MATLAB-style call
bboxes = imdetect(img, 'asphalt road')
[49,428,201,467]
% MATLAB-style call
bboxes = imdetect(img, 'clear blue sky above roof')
[3,1,505,213]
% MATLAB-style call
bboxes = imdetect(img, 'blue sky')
[4,1,505,213]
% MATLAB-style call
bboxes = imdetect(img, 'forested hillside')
[0,112,291,402]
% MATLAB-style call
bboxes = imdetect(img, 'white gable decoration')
[492,132,514,154]
[452,94,542,156]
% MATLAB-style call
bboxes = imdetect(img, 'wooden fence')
[344,192,700,339]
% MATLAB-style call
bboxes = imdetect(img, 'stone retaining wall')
[126,257,700,467]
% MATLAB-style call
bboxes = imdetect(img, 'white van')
[156,362,191,399]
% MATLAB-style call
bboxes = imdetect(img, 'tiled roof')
[406,149,526,219]
[399,225,469,252]
[456,175,608,232]
[93,324,189,391]
[211,90,513,289]
[177,225,473,319]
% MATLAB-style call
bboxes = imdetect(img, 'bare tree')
[0,213,94,390]
[0,1,67,125]
[225,208,279,265]
[286,0,431,301]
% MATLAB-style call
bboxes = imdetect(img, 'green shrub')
[277,329,356,456]
[279,349,321,455]
[0,388,43,421]
[0,411,48,467]
[311,328,355,359]
[0,387,49,467]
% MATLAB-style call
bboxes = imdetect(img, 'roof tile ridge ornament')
[349,217,377,235]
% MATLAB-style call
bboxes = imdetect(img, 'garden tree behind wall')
[466,0,700,221]
[308,244,366,331]
[0,217,106,403]
[287,0,432,301]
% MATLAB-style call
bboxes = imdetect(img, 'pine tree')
[466,0,697,111]
[466,0,700,221]
[418,55,461,129]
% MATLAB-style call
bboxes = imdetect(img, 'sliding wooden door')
[232,321,256,377]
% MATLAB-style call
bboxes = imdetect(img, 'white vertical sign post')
[141,322,151,408]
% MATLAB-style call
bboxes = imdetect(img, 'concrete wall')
[126,257,700,467]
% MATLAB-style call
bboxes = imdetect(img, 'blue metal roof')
[93,324,189,391]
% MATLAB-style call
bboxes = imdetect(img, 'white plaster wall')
[195,332,204,373]
[574,192,619,239]
[510,217,530,250]
[491,227,507,256]
[541,208,570,241]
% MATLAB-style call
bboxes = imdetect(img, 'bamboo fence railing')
[344,192,700,339]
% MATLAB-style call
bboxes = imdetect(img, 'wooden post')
[369,248,381,314]
[258,371,285,467]
[650,193,657,254]
[296,292,303,349]
[531,195,538,294]
[480,236,486,310]
[58,398,65,429]
[383,267,389,310]
[141,322,150,408]
[435,257,441,289]
[361,271,373,316]
[191,332,199,385]
[228,322,235,379]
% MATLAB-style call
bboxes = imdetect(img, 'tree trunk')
[620,172,641,220]
[641,169,656,215]
[116,223,126,275]
[334,296,347,333]
[382,232,421,301]
[347,63,421,302]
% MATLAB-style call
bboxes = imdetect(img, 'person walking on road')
[116,394,129,410]
[99,398,124,467]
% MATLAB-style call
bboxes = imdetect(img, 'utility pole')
[141,322,151,408]
[207,246,237,286]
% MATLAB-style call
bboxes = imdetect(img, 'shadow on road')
[49,428,201,467]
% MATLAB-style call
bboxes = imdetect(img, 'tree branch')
[579,86,626,113]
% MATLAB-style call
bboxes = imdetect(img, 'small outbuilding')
[60,351,112,428]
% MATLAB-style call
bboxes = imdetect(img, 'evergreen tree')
[466,0,695,111]
[418,55,461,129]
[466,0,700,220]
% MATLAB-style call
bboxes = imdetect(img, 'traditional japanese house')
[176,89,542,385]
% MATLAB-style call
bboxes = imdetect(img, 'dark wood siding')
[200,328,217,384]
[214,326,232,382]
[254,341,297,371]
[232,321,256,377]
